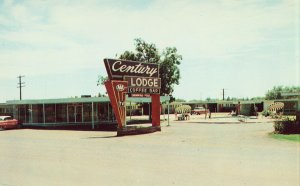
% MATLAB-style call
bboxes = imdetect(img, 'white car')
[191,107,209,115]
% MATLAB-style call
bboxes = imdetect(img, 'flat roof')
[281,92,300,96]
[183,100,265,105]
[6,96,171,105]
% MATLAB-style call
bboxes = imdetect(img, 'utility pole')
[17,75,25,100]
[221,88,229,100]
[222,88,225,100]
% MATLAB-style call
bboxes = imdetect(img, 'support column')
[67,104,69,123]
[151,94,160,127]
[82,103,84,123]
[24,105,26,124]
[92,102,94,129]
[30,104,33,124]
[167,101,170,126]
[55,104,57,123]
[43,103,45,126]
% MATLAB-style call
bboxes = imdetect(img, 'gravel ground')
[0,117,299,186]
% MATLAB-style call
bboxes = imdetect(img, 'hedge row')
[274,118,300,134]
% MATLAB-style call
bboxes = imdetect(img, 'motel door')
[68,104,83,123]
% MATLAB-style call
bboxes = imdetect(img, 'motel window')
[45,104,56,123]
[98,103,108,120]
[37,105,44,123]
[283,101,297,113]
[24,105,30,123]
[17,105,27,123]
[83,103,92,122]
[56,104,67,123]
[93,103,98,122]
[31,105,39,123]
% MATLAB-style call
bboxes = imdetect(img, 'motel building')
[1,96,170,129]
[1,96,299,128]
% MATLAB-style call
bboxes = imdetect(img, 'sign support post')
[151,94,160,127]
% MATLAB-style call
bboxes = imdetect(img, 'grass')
[271,133,300,142]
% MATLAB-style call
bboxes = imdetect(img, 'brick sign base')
[117,126,161,136]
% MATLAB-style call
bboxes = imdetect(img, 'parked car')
[0,116,20,130]
[191,107,209,115]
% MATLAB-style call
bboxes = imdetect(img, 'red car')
[0,116,20,130]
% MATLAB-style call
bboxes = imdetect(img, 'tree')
[96,75,108,96]
[97,75,108,86]
[250,96,264,100]
[134,38,160,63]
[265,86,283,100]
[119,51,137,61]
[265,86,300,100]
[118,38,182,96]
[159,47,182,95]
[175,98,186,102]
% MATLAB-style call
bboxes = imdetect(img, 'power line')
[17,75,25,100]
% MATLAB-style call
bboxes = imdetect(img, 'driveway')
[0,122,299,186]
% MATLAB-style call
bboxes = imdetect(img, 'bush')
[261,110,271,117]
[274,117,300,134]
[262,110,283,119]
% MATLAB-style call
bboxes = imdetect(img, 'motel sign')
[103,58,161,132]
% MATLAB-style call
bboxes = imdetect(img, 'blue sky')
[0,0,299,102]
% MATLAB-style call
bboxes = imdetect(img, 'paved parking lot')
[0,121,299,186]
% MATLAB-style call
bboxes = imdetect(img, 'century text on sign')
[104,59,159,79]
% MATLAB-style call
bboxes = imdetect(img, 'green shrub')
[261,110,271,117]
[261,110,275,117]
[274,117,300,134]
[262,110,283,119]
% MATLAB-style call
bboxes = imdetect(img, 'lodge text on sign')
[124,76,161,94]
[125,76,161,88]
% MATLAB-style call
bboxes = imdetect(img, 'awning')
[175,105,191,114]
[268,102,284,112]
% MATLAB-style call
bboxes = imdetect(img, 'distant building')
[170,98,299,116]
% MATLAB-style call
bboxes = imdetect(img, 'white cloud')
[2,0,296,56]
